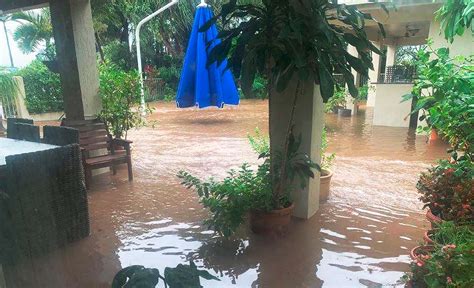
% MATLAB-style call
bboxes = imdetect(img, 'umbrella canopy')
[176,4,239,108]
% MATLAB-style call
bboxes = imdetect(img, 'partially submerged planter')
[338,108,352,117]
[426,209,442,229]
[423,230,435,245]
[250,203,294,235]
[320,169,333,202]
[410,245,434,266]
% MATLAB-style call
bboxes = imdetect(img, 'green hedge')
[16,60,63,114]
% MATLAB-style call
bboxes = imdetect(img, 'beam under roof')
[0,0,49,14]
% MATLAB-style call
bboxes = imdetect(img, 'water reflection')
[2,100,448,287]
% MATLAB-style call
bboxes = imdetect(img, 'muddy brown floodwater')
[3,100,449,288]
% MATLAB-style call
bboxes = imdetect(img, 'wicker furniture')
[43,125,80,146]
[6,118,34,140]
[62,119,133,188]
[0,144,89,264]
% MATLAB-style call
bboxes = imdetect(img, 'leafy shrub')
[406,223,474,288]
[98,63,148,138]
[417,165,473,222]
[324,87,346,112]
[321,127,335,171]
[247,127,269,155]
[178,132,319,237]
[103,41,135,71]
[16,60,63,114]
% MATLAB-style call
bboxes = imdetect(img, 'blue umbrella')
[176,1,239,108]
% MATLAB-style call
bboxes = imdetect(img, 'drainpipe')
[136,0,179,116]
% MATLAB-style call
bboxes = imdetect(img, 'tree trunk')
[95,32,105,63]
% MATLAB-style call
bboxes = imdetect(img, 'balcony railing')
[377,65,417,84]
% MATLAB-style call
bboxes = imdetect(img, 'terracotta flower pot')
[423,230,435,245]
[410,245,434,266]
[429,129,438,141]
[337,108,352,117]
[426,209,442,229]
[320,169,333,202]
[250,203,294,235]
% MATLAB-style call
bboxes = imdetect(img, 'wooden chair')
[61,119,133,188]
[43,125,80,146]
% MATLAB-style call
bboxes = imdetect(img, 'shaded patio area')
[2,99,448,287]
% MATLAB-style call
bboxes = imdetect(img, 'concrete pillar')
[346,45,359,115]
[13,77,31,119]
[270,79,324,219]
[385,44,397,67]
[50,0,101,121]
[367,42,382,107]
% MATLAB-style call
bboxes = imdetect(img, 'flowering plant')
[417,165,473,222]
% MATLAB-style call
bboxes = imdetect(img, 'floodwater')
[2,100,449,287]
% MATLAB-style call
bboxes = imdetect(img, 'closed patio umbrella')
[176,0,239,108]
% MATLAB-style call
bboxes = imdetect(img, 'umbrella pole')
[135,0,179,116]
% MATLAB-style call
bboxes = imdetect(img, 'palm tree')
[0,15,15,67]
[12,8,55,60]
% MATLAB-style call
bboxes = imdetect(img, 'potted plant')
[200,0,383,230]
[320,127,335,202]
[179,130,318,236]
[417,164,473,228]
[405,222,474,287]
[98,63,150,141]
[324,87,347,114]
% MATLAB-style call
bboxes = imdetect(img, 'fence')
[377,66,416,84]
[144,78,168,102]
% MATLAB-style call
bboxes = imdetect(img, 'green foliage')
[356,84,369,101]
[408,224,474,288]
[103,40,135,71]
[404,45,473,178]
[325,87,347,112]
[15,60,63,114]
[395,45,426,66]
[436,0,473,43]
[247,127,269,155]
[0,73,18,106]
[321,127,335,171]
[112,261,219,288]
[431,221,474,245]
[98,63,147,138]
[12,8,55,60]
[417,165,473,223]
[178,132,319,237]
[205,0,384,102]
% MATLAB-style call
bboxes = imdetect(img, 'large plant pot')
[410,245,434,266]
[250,203,294,235]
[426,209,442,229]
[337,108,352,117]
[320,169,333,202]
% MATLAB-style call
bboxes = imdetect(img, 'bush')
[98,63,147,138]
[16,60,63,114]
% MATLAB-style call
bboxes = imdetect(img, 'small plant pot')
[337,108,352,117]
[410,245,434,266]
[426,209,442,229]
[319,169,333,202]
[429,129,438,141]
[423,230,435,245]
[250,203,294,235]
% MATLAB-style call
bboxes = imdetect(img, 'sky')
[0,19,37,68]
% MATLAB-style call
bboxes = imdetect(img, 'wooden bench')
[62,119,133,188]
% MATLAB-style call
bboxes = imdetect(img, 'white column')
[386,45,397,67]
[270,79,324,219]
[346,45,359,115]
[367,42,381,107]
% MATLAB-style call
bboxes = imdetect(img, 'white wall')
[429,19,474,56]
[373,84,413,127]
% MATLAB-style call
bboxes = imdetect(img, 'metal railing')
[377,65,417,84]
